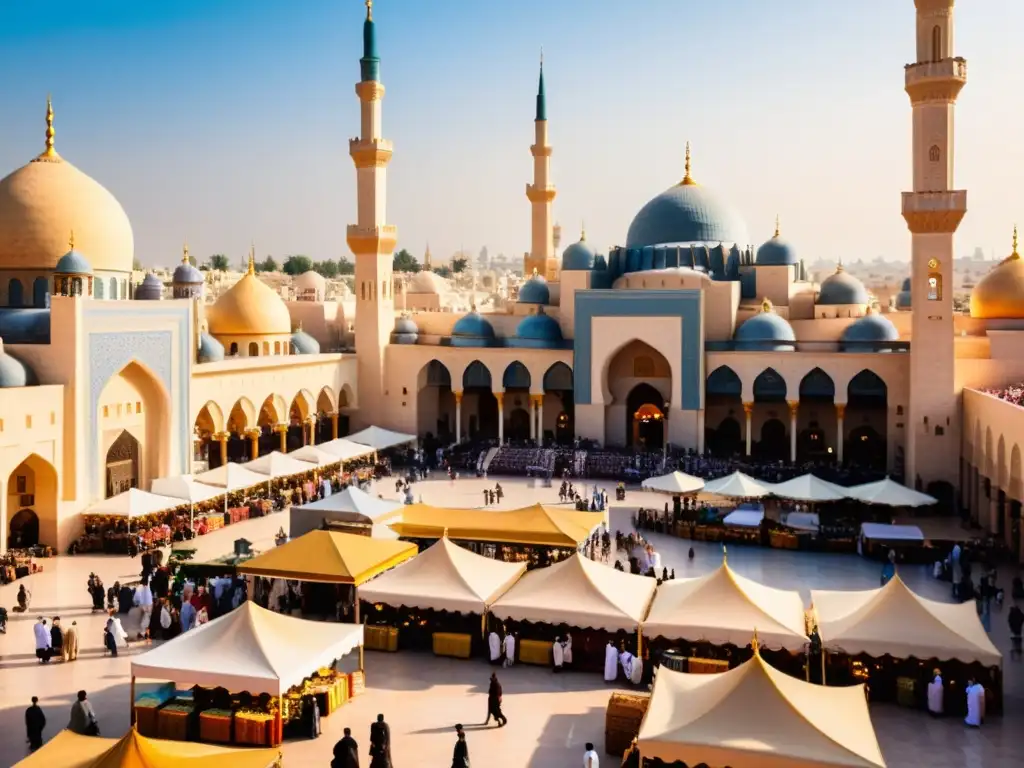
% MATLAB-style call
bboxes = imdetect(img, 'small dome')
[0,340,37,387]
[173,258,204,285]
[734,299,796,351]
[134,273,164,301]
[391,316,419,345]
[450,311,495,347]
[295,270,326,301]
[895,277,911,310]
[290,327,321,355]
[197,332,225,363]
[561,232,596,271]
[510,312,563,348]
[518,274,550,304]
[756,219,798,266]
[970,230,1024,319]
[54,247,92,275]
[209,259,292,337]
[841,310,900,352]
[817,265,868,306]
[408,270,448,294]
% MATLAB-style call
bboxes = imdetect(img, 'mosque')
[0,0,1022,560]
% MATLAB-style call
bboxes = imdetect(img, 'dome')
[197,332,225,363]
[841,310,900,352]
[970,230,1024,319]
[510,311,563,349]
[593,253,608,271]
[561,231,596,271]
[290,327,321,355]
[208,259,292,337]
[134,273,164,301]
[0,101,134,273]
[408,270,448,294]
[817,265,869,306]
[391,316,419,345]
[734,299,796,351]
[625,146,748,249]
[895,277,911,310]
[172,252,204,285]
[0,340,37,387]
[518,274,550,304]
[450,311,495,347]
[295,270,326,300]
[54,246,92,275]
[756,218,798,266]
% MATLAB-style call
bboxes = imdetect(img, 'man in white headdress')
[488,630,501,665]
[552,636,564,672]
[926,669,944,717]
[629,653,644,685]
[561,634,573,668]
[604,641,618,682]
[502,631,516,668]
[964,678,985,727]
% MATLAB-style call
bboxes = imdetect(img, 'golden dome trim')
[760,297,773,313]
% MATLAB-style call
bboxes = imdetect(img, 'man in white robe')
[603,642,618,682]
[964,679,984,727]
[488,630,501,665]
[926,669,943,716]
[619,649,633,680]
[561,634,573,667]
[552,636,564,671]
[502,633,515,668]
[629,655,644,685]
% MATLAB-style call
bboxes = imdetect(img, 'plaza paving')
[0,475,1019,766]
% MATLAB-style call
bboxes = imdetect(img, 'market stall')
[359,535,527,656]
[701,471,775,499]
[243,451,315,481]
[722,508,764,528]
[846,478,937,508]
[14,727,280,768]
[388,503,602,568]
[150,475,225,530]
[857,522,925,560]
[636,637,886,768]
[811,574,1003,715]
[768,473,850,502]
[346,426,417,451]
[641,471,705,496]
[131,601,363,747]
[290,486,403,539]
[317,438,377,462]
[288,445,345,467]
[489,553,656,672]
[76,489,186,553]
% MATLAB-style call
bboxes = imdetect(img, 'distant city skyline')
[2,0,1023,267]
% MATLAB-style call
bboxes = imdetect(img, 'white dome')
[408,270,449,294]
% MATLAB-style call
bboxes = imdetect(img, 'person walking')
[369,713,392,768]
[25,696,45,752]
[583,741,600,767]
[68,690,99,736]
[62,620,79,662]
[452,724,470,767]
[50,617,64,662]
[331,726,359,768]
[484,672,507,727]
[134,578,153,640]
[33,617,51,663]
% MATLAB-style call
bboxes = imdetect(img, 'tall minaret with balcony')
[348,0,396,418]
[525,54,557,280]
[902,0,967,488]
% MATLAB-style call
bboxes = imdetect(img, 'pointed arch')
[290,391,313,422]
[706,365,741,398]
[339,383,355,410]
[317,386,337,413]
[228,397,256,432]
[542,361,573,392]
[417,359,452,390]
[799,367,835,399]
[194,401,224,435]
[463,360,492,390]
[847,369,887,402]
[753,368,787,402]
[98,360,170,494]
[502,361,531,391]
[6,453,59,549]
[258,394,287,427]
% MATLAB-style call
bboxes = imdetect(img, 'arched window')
[928,272,942,301]
[229,342,239,356]
[248,341,259,356]
[274,341,281,354]
[263,341,270,355]
[71,277,83,296]
[360,282,365,300]
[7,278,24,307]
[929,145,940,162]
[110,277,119,300]
[95,279,105,299]
[931,25,942,62]
[33,277,48,308]
[633,355,656,378]
[121,279,127,298]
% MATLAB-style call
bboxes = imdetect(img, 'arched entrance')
[543,362,575,445]
[753,368,787,460]
[193,401,224,471]
[503,362,532,442]
[507,408,531,440]
[5,454,58,549]
[463,361,498,440]
[759,419,787,461]
[846,370,888,471]
[797,368,836,462]
[316,387,337,443]
[417,360,454,444]
[97,361,169,492]
[227,397,255,462]
[706,366,742,457]
[105,430,140,497]
[9,509,39,548]
[627,383,666,450]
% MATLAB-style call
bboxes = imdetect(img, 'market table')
[364,625,398,652]
[519,639,552,666]
[133,697,161,738]
[235,711,275,746]
[433,632,472,659]
[157,702,193,741]
[199,708,233,743]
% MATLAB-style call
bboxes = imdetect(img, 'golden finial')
[680,141,697,186]
[835,257,844,273]
[580,221,586,242]
[247,243,256,275]
[182,241,190,264]
[37,94,59,161]
[760,297,773,313]
[1013,225,1019,258]
[774,215,781,239]
[443,526,449,538]
[365,0,373,21]
[532,267,539,277]
[751,628,760,655]
[68,229,75,251]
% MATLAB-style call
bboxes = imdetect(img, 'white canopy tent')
[784,511,821,532]
[359,536,527,614]
[194,463,268,492]
[242,450,314,480]
[642,561,808,651]
[811,575,1001,666]
[489,553,657,632]
[82,489,185,533]
[289,445,345,467]
[346,426,417,451]
[131,601,364,696]
[149,475,224,527]
[768,474,849,502]
[290,486,404,539]
[722,509,764,528]
[317,438,377,462]
[702,472,774,499]
[641,471,705,495]
[859,523,923,542]
[847,478,937,508]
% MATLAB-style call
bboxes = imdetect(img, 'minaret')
[347,0,397,420]
[525,52,556,280]
[902,0,967,488]
[424,243,432,270]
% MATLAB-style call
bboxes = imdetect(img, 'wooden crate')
[365,625,399,652]
[605,692,649,756]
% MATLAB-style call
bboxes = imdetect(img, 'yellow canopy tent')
[388,503,602,547]
[15,728,279,768]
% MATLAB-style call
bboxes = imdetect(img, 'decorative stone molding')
[525,184,557,203]
[355,81,385,102]
[349,138,394,168]
[346,224,398,256]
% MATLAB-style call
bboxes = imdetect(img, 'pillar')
[247,428,261,459]
[495,393,505,444]
[216,432,229,465]
[454,391,463,443]
[275,424,288,453]
[788,400,799,464]
[307,416,318,446]
[528,395,537,441]
[742,402,753,457]
[536,395,544,447]
[330,411,339,440]
[835,403,846,465]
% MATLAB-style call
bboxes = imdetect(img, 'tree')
[132,258,143,271]
[337,256,355,275]
[392,248,421,273]
[257,256,279,273]
[433,265,453,278]
[282,255,313,276]
[451,257,468,274]
[208,254,230,271]
[314,260,339,278]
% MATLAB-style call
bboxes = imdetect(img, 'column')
[216,432,229,465]
[742,402,753,457]
[495,393,505,444]
[247,428,261,459]
[330,411,339,440]
[307,416,318,446]
[536,395,544,447]
[454,391,463,443]
[529,395,537,441]
[275,424,288,453]
[835,403,846,465]
[788,400,799,464]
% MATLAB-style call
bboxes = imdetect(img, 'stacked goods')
[365,625,399,652]
[605,691,650,756]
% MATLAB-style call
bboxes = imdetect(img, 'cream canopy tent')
[642,561,808,651]
[702,471,775,499]
[290,486,404,539]
[641,471,705,495]
[359,536,527,614]
[242,450,314,479]
[811,574,1001,666]
[82,488,183,519]
[131,601,364,695]
[194,463,268,492]
[846,478,937,508]
[318,438,377,462]
[489,553,657,632]
[347,425,417,450]
[637,644,886,768]
[768,474,849,502]
[14,728,279,768]
[289,444,346,466]
[150,475,223,504]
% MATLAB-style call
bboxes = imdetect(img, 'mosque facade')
[1,0,1023,559]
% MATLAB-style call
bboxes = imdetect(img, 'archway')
[33,277,48,308]
[463,361,497,440]
[627,383,665,450]
[105,430,140,497]
[289,391,314,449]
[6,454,58,549]
[194,401,224,470]
[227,397,256,462]
[259,394,287,454]
[706,366,742,457]
[607,340,671,448]
[753,368,787,460]
[417,360,454,446]
[316,387,337,443]
[543,362,574,444]
[846,370,888,471]
[507,408,531,441]
[502,362,532,442]
[97,361,169,492]
[797,368,835,462]
[759,419,788,461]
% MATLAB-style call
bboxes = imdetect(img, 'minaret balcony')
[349,138,394,168]
[530,143,553,158]
[901,191,967,234]
[905,58,967,104]
[347,224,398,256]
[526,184,557,203]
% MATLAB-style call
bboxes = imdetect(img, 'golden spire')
[37,94,60,161]
[532,267,539,277]
[836,257,844,273]
[182,241,190,264]
[1012,225,1019,259]
[68,229,75,251]
[760,297,773,313]
[580,221,586,242]
[247,243,256,275]
[680,141,697,186]
[365,0,373,21]
[751,628,760,655]
[774,215,781,239]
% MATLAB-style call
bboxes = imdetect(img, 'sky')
[1,0,1023,269]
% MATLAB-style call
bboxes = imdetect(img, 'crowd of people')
[983,383,1024,406]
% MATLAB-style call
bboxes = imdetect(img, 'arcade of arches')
[192,386,350,471]
[963,422,1023,562]
[4,454,58,550]
[416,359,574,446]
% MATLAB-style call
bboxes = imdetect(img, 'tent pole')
[637,626,643,658]
[355,588,364,672]
[130,675,136,726]
[821,648,827,686]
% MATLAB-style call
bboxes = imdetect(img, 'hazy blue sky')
[1,0,1021,268]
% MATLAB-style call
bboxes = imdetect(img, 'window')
[248,341,259,356]
[633,355,656,378]
[931,25,942,62]
[110,277,119,300]
[7,278,24,307]
[71,277,82,296]
[927,272,942,301]
[103,405,109,418]
[929,145,940,162]
[95,279,105,299]
[274,341,281,354]
[361,282,365,300]
[136,401,142,413]
[263,341,270,355]
[229,342,239,356]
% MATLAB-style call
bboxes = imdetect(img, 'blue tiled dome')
[134,273,164,301]
[896,277,911,310]
[561,236,596,271]
[197,332,225,363]
[818,266,869,306]
[593,253,608,271]
[626,183,748,250]
[54,249,93,275]
[510,312,563,349]
[518,275,550,304]
[756,235,798,266]
[391,316,419,345]
[734,301,796,351]
[173,260,204,285]
[841,312,899,352]
[290,328,321,355]
[0,342,37,387]
[450,311,495,347]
